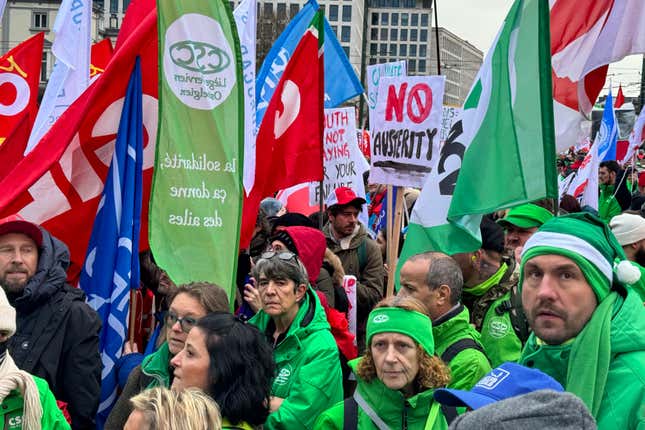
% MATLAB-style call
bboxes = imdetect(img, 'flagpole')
[433,0,441,75]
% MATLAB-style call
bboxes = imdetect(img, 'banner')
[369,75,445,188]
[597,91,618,161]
[0,33,44,174]
[151,0,244,296]
[26,0,92,154]
[366,60,406,128]
[80,58,143,426]
[620,106,645,165]
[440,105,462,143]
[569,140,599,209]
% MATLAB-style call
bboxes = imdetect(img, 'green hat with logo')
[519,212,640,301]
[497,203,553,230]
[366,307,434,356]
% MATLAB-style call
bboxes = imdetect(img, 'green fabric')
[151,0,244,302]
[367,307,434,355]
[433,306,490,390]
[463,263,508,297]
[598,184,622,222]
[628,262,645,302]
[0,375,70,430]
[496,203,554,229]
[250,288,343,430]
[313,359,448,430]
[140,342,172,388]
[479,292,523,367]
[520,289,645,429]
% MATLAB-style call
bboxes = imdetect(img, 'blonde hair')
[356,295,452,390]
[129,387,222,430]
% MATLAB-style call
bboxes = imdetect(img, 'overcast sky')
[436,0,643,97]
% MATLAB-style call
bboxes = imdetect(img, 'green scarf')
[464,263,508,297]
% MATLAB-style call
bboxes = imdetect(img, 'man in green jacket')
[518,212,645,429]
[399,252,491,390]
[598,161,630,221]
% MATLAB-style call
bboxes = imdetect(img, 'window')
[390,28,398,41]
[263,3,273,18]
[122,0,131,12]
[371,12,378,25]
[40,51,48,81]
[410,29,418,41]
[329,5,338,21]
[411,13,418,26]
[369,58,377,65]
[381,13,388,25]
[390,44,397,56]
[400,29,408,41]
[341,26,351,43]
[370,43,378,56]
[380,28,387,40]
[401,13,408,26]
[409,59,416,73]
[421,13,429,26]
[380,44,387,56]
[32,11,48,29]
[410,44,417,56]
[290,4,300,18]
[400,44,407,56]
[277,3,287,18]
[419,45,427,57]
[109,0,118,13]
[418,60,426,73]
[342,5,351,22]
[332,25,338,33]
[420,29,428,42]
[371,28,378,39]
[343,46,350,57]
[391,13,399,26]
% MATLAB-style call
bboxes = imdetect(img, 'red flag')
[240,12,324,248]
[89,38,114,81]
[0,33,44,179]
[614,84,625,108]
[0,6,158,282]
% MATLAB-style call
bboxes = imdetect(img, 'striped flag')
[79,58,143,428]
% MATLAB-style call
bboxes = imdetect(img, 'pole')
[358,0,370,128]
[386,187,404,297]
[433,0,441,75]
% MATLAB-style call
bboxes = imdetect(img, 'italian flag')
[399,0,557,267]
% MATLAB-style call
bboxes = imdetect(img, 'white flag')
[25,0,91,154]
[620,107,645,166]
[569,141,599,210]
[234,0,257,194]
[0,0,7,22]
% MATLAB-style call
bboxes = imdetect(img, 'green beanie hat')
[366,307,434,356]
[519,212,639,301]
[497,203,554,229]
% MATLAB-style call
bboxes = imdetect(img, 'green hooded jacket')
[598,184,622,222]
[432,305,491,390]
[519,289,645,430]
[0,375,70,430]
[479,291,523,367]
[313,358,449,430]
[250,288,343,430]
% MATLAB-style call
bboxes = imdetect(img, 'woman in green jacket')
[315,296,451,430]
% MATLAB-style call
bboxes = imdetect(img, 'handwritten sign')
[441,106,462,143]
[367,61,406,128]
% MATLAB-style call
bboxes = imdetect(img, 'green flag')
[150,0,244,301]
[399,0,556,271]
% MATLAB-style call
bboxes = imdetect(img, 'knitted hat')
[0,288,16,338]
[520,212,639,301]
[480,217,505,253]
[497,204,553,230]
[609,213,645,246]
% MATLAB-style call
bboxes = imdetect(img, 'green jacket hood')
[432,305,481,351]
[607,288,645,354]
[140,341,172,388]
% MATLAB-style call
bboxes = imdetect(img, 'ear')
[295,283,307,301]
[436,284,452,305]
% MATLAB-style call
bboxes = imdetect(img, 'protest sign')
[366,60,406,128]
[369,75,445,188]
[440,105,461,143]
[356,128,371,159]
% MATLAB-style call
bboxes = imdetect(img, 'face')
[166,293,208,355]
[124,409,148,430]
[170,327,210,393]
[0,233,39,295]
[598,167,615,185]
[329,206,360,238]
[258,272,306,317]
[270,240,288,252]
[634,241,645,267]
[376,231,386,259]
[399,259,443,320]
[522,254,598,345]
[505,225,538,253]
[371,332,419,395]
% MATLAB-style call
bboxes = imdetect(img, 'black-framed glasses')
[260,251,298,262]
[166,311,199,333]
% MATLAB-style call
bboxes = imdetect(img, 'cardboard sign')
[441,106,462,143]
[367,61,407,128]
[369,75,445,188]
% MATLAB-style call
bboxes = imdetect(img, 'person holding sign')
[323,187,385,353]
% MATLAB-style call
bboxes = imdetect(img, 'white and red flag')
[569,141,600,210]
[240,11,325,248]
[0,0,158,281]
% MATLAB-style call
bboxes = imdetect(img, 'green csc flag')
[150,0,244,301]
[399,0,556,271]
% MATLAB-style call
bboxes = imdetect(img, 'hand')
[244,277,263,313]
[123,340,139,355]
[269,396,284,412]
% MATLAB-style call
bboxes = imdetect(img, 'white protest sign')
[441,106,462,143]
[369,75,445,188]
[367,61,406,128]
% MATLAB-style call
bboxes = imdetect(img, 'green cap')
[497,204,553,229]
[366,307,434,356]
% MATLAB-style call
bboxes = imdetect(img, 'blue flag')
[255,0,363,129]
[79,57,143,428]
[597,90,618,161]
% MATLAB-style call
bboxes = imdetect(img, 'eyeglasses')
[166,311,199,333]
[260,251,298,262]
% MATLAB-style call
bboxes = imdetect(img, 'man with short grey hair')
[399,252,491,390]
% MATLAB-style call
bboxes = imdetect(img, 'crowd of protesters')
[1,154,645,429]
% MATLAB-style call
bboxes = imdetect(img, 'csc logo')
[169,40,230,74]
[0,73,30,116]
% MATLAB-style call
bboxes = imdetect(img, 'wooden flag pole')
[128,288,138,347]
[386,187,405,297]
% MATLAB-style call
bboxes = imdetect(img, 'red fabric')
[56,400,72,424]
[275,183,319,216]
[0,32,44,181]
[638,172,645,188]
[240,23,324,249]
[315,291,357,360]
[0,4,157,283]
[89,38,114,80]
[279,226,326,284]
[614,84,625,108]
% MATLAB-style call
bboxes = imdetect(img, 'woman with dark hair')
[170,313,274,429]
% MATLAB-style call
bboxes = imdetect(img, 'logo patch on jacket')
[275,364,293,386]
[488,316,510,339]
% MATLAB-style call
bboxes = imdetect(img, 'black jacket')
[7,229,101,430]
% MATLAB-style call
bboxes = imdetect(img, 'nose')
[170,350,183,368]
[264,281,278,295]
[170,319,183,333]
[534,275,558,302]
[384,345,398,363]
